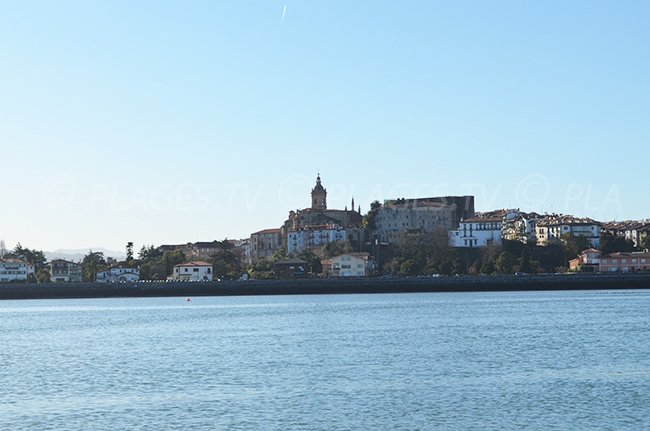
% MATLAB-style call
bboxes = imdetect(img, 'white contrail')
[281,4,287,24]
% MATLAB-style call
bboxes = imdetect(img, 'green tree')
[209,240,243,280]
[139,245,163,263]
[496,251,516,274]
[126,242,134,262]
[480,259,496,275]
[600,233,637,254]
[363,200,382,232]
[11,243,47,270]
[519,249,532,273]
[271,248,289,262]
[562,234,590,264]
[322,241,350,258]
[399,259,417,276]
[36,269,51,283]
[81,251,107,282]
[297,250,323,275]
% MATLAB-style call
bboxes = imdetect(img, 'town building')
[324,253,371,277]
[449,210,506,248]
[282,175,364,253]
[49,259,82,283]
[374,200,456,244]
[535,215,601,248]
[569,248,602,272]
[501,211,542,244]
[0,258,35,282]
[287,224,347,255]
[96,266,141,283]
[273,258,307,278]
[599,252,650,273]
[171,261,213,281]
[250,228,283,262]
[601,220,650,249]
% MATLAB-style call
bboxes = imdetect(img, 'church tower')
[311,174,327,210]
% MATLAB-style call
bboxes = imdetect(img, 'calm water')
[1,290,649,430]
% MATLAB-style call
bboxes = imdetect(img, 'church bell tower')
[311,174,327,210]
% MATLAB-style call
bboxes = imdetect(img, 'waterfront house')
[326,253,370,277]
[569,248,602,272]
[49,259,82,283]
[171,261,213,281]
[273,258,306,278]
[599,252,650,273]
[0,258,35,282]
[96,265,140,283]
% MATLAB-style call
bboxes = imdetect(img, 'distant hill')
[45,248,126,263]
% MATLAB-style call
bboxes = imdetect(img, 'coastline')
[0,273,649,300]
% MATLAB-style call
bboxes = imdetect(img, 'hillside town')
[2,175,650,284]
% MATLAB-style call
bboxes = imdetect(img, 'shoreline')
[0,273,649,300]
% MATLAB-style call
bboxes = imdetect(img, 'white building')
[171,261,213,281]
[96,266,140,283]
[449,214,503,248]
[501,211,542,244]
[326,253,370,277]
[536,216,601,248]
[287,224,347,255]
[0,259,35,282]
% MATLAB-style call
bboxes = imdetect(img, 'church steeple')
[311,173,327,210]
[351,197,355,212]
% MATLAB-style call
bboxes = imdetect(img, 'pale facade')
[327,253,370,277]
[49,259,82,283]
[502,211,542,244]
[287,224,347,255]
[536,216,601,248]
[171,261,213,281]
[96,266,141,283]
[449,216,503,248]
[0,259,35,282]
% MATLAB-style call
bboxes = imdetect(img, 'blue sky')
[1,1,648,252]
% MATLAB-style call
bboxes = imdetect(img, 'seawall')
[1,273,649,300]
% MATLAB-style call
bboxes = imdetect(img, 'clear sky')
[1,1,649,252]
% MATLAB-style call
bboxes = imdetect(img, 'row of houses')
[159,239,251,263]
[274,253,372,278]
[449,210,604,249]
[570,249,650,273]
[0,257,216,283]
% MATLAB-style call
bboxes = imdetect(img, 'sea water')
[1,290,649,430]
